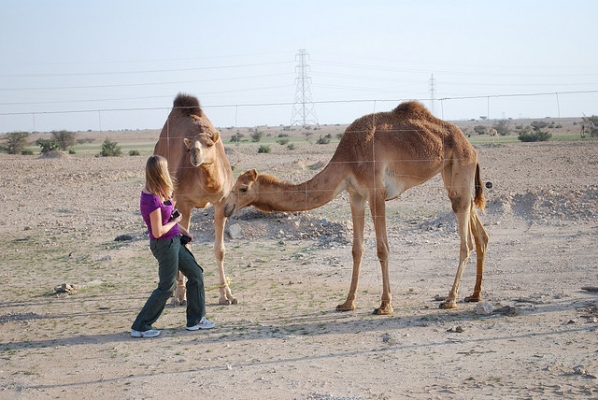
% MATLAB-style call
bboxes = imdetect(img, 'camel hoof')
[218,298,232,305]
[336,303,355,312]
[464,295,482,303]
[230,298,238,305]
[373,307,393,315]
[439,301,457,309]
[171,298,187,307]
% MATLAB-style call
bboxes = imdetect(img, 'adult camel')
[224,101,489,315]
[154,93,236,305]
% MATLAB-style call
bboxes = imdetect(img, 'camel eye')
[240,187,248,193]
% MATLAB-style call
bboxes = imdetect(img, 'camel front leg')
[370,194,392,315]
[337,193,366,312]
[171,201,193,306]
[213,203,236,305]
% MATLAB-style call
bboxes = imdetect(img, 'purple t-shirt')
[140,191,180,240]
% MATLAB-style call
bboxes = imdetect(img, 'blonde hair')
[145,155,175,201]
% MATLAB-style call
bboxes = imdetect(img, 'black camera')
[170,209,181,220]
[180,235,191,245]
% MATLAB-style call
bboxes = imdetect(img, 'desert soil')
[1,135,598,399]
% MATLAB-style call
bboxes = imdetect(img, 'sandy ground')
[1,136,598,399]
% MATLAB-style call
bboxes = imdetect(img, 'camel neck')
[255,161,349,212]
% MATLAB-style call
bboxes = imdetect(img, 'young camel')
[154,93,236,306]
[224,101,489,315]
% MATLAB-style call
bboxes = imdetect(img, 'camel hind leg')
[463,207,489,303]
[439,161,482,309]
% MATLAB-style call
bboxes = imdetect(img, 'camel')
[224,101,489,315]
[154,93,236,305]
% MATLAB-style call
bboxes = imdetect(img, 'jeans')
[131,235,206,331]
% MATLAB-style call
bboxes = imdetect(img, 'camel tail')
[474,163,486,212]
[173,93,202,117]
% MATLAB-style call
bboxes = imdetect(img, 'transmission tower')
[428,73,436,116]
[290,49,318,127]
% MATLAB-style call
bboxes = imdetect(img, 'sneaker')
[131,329,160,338]
[186,317,215,331]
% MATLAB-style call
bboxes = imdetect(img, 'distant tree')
[473,125,487,135]
[1,131,30,154]
[251,129,263,142]
[582,115,598,138]
[493,120,511,136]
[257,145,271,153]
[51,130,77,150]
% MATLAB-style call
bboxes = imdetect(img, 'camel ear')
[183,138,191,148]
[212,131,220,143]
[246,168,258,182]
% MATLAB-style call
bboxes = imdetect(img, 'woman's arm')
[178,224,194,242]
[148,207,182,239]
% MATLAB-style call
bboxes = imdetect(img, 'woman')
[131,155,215,338]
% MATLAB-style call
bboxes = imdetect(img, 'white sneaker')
[131,329,160,338]
[186,317,215,331]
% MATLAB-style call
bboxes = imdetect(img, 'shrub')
[258,145,271,153]
[1,131,30,154]
[287,143,296,150]
[21,149,34,155]
[129,150,140,156]
[36,138,60,154]
[518,129,552,142]
[277,138,289,145]
[99,138,122,157]
[316,136,330,144]
[229,132,244,143]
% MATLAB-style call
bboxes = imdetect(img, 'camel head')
[183,130,220,168]
[223,168,260,217]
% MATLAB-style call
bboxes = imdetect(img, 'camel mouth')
[223,204,235,218]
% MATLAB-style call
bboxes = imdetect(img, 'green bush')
[129,150,140,156]
[316,136,330,144]
[21,149,34,155]
[258,145,271,153]
[277,138,289,145]
[518,129,552,142]
[287,143,296,150]
[99,138,122,157]
[36,138,60,154]
[1,131,30,154]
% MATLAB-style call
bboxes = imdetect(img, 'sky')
[1,0,597,133]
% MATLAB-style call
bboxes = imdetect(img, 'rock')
[227,223,244,239]
[475,302,495,315]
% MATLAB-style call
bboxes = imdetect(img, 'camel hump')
[392,101,430,118]
[173,93,202,117]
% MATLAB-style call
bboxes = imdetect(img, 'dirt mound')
[487,187,598,222]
